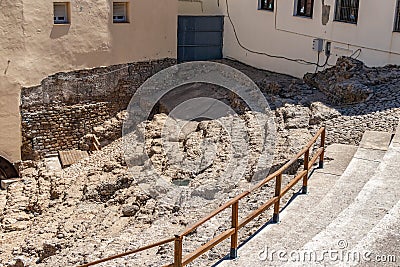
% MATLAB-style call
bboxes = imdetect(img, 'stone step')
[1,178,23,190]
[44,155,62,172]
[292,131,400,266]
[216,129,394,266]
[358,130,393,151]
[352,200,400,267]
[392,122,400,147]
[217,142,380,266]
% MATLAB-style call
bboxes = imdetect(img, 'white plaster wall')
[179,0,400,77]
[0,77,21,162]
[178,0,223,15]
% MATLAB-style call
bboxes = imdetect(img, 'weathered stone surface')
[39,242,61,261]
[122,204,140,217]
[309,101,340,125]
[304,57,374,104]
[276,104,310,129]
[7,257,28,267]
[1,58,400,267]
[20,59,176,160]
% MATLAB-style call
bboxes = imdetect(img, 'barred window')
[296,0,314,18]
[335,0,360,23]
[395,0,400,31]
[259,0,274,11]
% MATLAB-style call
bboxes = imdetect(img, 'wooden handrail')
[230,202,239,258]
[238,196,278,229]
[78,237,175,267]
[308,147,324,170]
[179,191,249,237]
[182,228,235,265]
[78,127,326,267]
[249,127,325,193]
[280,170,307,197]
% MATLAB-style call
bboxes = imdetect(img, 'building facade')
[2,0,400,162]
[179,0,400,77]
[0,0,178,161]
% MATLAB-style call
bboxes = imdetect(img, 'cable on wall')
[224,0,329,67]
[350,48,362,59]
[327,48,362,67]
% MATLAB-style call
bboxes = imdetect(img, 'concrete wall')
[0,0,178,161]
[178,0,400,77]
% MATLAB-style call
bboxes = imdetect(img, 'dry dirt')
[1,57,400,267]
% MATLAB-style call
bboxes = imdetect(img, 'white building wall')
[179,0,400,77]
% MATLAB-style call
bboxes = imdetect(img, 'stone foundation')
[21,58,176,160]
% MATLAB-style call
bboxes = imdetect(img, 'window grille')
[335,0,360,23]
[395,0,400,31]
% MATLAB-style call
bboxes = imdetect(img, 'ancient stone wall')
[20,59,176,160]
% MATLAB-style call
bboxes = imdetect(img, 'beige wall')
[0,0,178,161]
[178,0,222,15]
[179,0,400,77]
[0,78,21,162]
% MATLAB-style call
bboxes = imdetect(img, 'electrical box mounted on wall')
[312,38,324,52]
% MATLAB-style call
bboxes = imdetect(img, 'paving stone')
[359,131,393,151]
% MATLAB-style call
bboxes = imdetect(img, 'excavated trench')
[150,82,250,120]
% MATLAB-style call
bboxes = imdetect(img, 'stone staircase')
[216,126,400,266]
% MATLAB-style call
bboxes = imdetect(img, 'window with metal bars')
[259,0,274,11]
[335,0,360,24]
[395,0,400,31]
[295,0,314,18]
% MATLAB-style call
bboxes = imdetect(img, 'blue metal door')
[178,16,224,62]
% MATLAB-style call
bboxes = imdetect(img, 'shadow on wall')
[50,24,70,39]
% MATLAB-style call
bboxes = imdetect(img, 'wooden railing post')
[230,201,239,259]
[302,148,310,194]
[273,174,282,223]
[174,235,183,267]
[319,128,326,168]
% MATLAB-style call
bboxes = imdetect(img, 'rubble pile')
[304,57,400,104]
[1,57,400,266]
